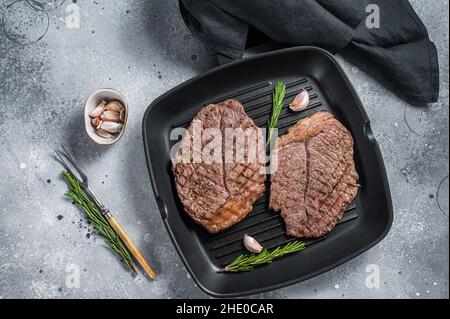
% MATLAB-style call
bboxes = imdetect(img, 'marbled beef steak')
[270,111,359,238]
[172,99,266,233]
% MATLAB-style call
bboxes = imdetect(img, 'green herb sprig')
[267,81,287,145]
[61,171,137,274]
[220,241,305,273]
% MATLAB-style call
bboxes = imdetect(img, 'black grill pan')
[142,47,393,297]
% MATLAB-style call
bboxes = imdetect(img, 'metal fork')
[55,145,156,279]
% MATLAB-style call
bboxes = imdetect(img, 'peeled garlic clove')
[101,110,121,122]
[96,129,115,139]
[97,121,123,134]
[92,117,102,126]
[243,234,263,254]
[289,90,309,112]
[90,100,107,118]
[104,100,124,113]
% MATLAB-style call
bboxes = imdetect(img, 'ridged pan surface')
[143,47,393,297]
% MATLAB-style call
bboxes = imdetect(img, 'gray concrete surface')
[0,0,448,299]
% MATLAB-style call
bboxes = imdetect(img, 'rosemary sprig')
[267,81,286,145]
[61,171,137,274]
[220,241,305,273]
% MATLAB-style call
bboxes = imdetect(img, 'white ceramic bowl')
[84,88,128,145]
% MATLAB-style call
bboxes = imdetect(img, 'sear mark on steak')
[172,99,266,233]
[269,111,359,238]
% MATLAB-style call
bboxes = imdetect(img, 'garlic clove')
[92,117,102,126]
[243,234,263,254]
[289,90,309,112]
[96,129,115,139]
[104,100,124,113]
[119,109,125,123]
[101,110,121,122]
[97,121,123,134]
[90,100,107,118]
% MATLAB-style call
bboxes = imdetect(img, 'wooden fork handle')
[107,216,157,279]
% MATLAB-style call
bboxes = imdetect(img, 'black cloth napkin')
[179,0,439,103]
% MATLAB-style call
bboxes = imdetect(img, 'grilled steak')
[270,111,359,238]
[172,99,266,233]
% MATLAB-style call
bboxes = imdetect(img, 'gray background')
[0,0,448,299]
